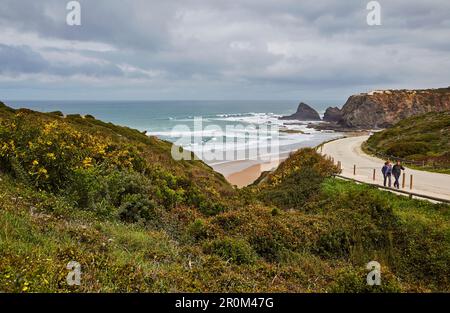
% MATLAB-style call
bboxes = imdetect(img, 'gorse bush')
[0,114,144,190]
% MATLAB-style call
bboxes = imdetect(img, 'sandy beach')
[211,157,288,187]
[225,159,284,187]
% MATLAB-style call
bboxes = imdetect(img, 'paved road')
[321,135,450,201]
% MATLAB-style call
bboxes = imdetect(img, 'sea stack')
[280,102,321,121]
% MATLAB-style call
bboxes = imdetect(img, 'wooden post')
[320,145,323,153]
[337,161,342,171]
[373,169,376,181]
[402,173,406,189]
[410,174,413,190]
[353,164,356,175]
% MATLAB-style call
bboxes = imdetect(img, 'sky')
[0,0,449,101]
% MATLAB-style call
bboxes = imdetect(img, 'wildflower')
[46,153,56,160]
[43,121,58,135]
[22,282,30,292]
[32,160,39,166]
[82,157,93,168]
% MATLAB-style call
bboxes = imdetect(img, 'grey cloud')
[0,44,134,79]
[0,44,48,73]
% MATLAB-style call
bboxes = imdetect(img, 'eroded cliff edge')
[324,87,450,129]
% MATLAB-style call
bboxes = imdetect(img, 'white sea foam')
[147,112,339,164]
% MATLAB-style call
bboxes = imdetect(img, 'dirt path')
[322,135,450,201]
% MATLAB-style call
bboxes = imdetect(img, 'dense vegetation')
[1,102,449,292]
[364,111,450,173]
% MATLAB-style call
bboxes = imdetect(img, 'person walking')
[392,161,405,189]
[382,161,392,187]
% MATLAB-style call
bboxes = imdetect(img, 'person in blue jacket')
[381,161,392,187]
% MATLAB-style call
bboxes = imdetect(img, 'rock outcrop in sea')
[279,102,321,121]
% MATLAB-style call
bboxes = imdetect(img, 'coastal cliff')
[323,107,342,123]
[327,87,450,128]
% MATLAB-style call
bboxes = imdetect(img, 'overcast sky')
[0,0,449,101]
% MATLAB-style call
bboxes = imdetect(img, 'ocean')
[6,100,343,169]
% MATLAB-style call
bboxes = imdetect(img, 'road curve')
[321,135,450,201]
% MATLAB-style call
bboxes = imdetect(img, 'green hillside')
[364,111,450,173]
[1,102,449,292]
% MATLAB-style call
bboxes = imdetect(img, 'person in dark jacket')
[392,161,405,189]
[381,161,392,187]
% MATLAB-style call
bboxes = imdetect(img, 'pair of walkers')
[382,160,405,189]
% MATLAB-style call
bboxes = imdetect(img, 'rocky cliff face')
[280,102,321,121]
[336,88,450,128]
[323,107,342,123]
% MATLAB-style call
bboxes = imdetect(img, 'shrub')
[105,170,152,207]
[316,229,354,258]
[386,142,431,158]
[187,219,210,241]
[204,237,257,265]
[265,148,340,186]
[259,167,325,210]
[66,167,108,209]
[118,194,158,223]
[199,201,227,216]
[329,267,401,293]
[249,234,284,262]
[0,116,145,191]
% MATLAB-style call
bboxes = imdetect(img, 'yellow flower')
[32,160,39,166]
[46,153,56,160]
[82,157,93,168]
[43,121,58,135]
